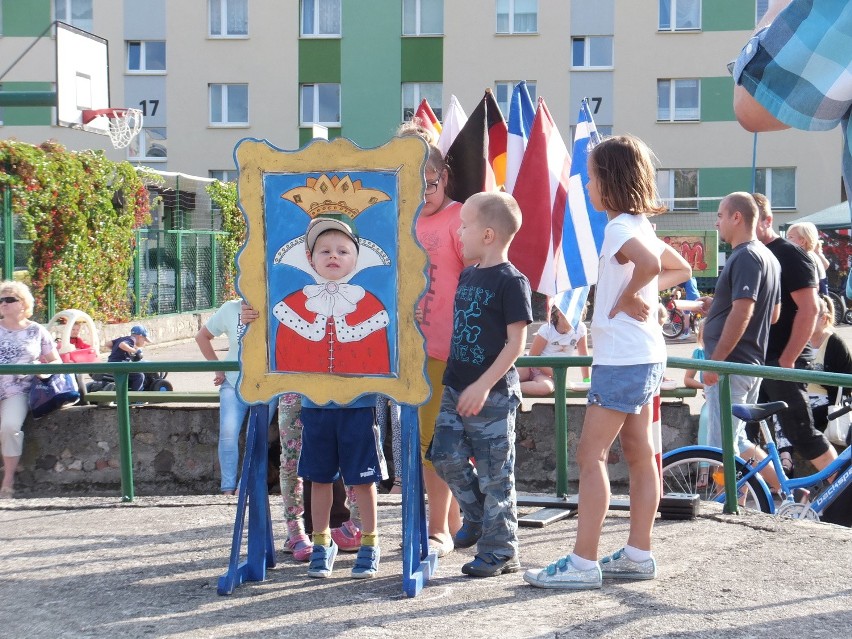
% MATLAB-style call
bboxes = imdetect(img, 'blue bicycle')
[662,401,852,523]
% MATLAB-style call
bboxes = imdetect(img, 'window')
[301,0,341,36]
[127,41,166,73]
[571,36,613,68]
[403,0,443,35]
[55,0,93,32]
[756,0,769,24]
[210,170,238,182]
[210,84,248,125]
[402,83,442,121]
[496,0,537,34]
[209,0,248,37]
[494,81,537,118]
[128,128,167,162]
[659,0,700,31]
[755,168,796,209]
[657,79,699,121]
[657,169,698,210]
[300,83,341,126]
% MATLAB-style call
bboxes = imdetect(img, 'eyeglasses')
[0,297,20,304]
[425,178,441,195]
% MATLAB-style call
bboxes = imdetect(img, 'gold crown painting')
[281,174,390,219]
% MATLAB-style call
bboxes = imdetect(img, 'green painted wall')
[1,82,52,125]
[341,0,402,146]
[299,127,341,146]
[702,0,755,31]
[2,0,51,36]
[700,77,735,122]
[698,167,753,198]
[298,39,341,82]
[401,38,443,82]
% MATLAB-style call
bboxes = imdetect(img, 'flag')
[445,90,508,202]
[561,98,607,289]
[509,98,571,295]
[437,95,467,156]
[414,98,442,144]
[505,81,536,194]
[553,286,590,331]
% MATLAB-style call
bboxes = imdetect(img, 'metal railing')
[6,357,852,511]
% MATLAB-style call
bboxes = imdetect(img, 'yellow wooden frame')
[235,136,430,406]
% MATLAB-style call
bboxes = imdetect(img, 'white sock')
[623,544,652,562]
[570,553,598,570]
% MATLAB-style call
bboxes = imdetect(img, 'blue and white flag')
[505,81,536,194]
[553,286,590,331]
[560,99,607,290]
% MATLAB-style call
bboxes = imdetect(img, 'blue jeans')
[218,380,276,492]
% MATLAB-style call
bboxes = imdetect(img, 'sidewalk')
[1,494,850,638]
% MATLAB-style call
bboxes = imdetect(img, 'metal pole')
[719,374,738,514]
[175,231,183,313]
[134,228,142,316]
[115,372,135,502]
[45,284,55,321]
[2,187,12,280]
[553,366,569,497]
[211,233,219,309]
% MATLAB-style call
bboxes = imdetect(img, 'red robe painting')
[273,281,390,374]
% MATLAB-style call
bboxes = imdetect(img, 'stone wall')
[14,401,698,496]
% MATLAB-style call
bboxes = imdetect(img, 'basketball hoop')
[81,108,143,149]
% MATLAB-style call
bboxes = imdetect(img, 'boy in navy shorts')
[296,216,387,579]
[430,191,533,578]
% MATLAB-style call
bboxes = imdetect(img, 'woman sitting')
[518,305,590,396]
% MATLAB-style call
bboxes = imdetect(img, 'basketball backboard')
[55,21,110,135]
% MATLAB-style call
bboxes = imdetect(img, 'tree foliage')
[207,179,244,300]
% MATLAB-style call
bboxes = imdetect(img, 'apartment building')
[0,0,844,227]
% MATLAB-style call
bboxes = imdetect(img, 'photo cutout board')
[236,136,431,407]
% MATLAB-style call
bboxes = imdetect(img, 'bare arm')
[733,0,793,132]
[608,238,661,320]
[658,243,692,291]
[577,334,590,380]
[456,321,527,417]
[704,298,754,386]
[683,367,704,390]
[195,326,225,386]
[779,287,819,368]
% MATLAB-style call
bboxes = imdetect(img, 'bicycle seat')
[732,401,788,422]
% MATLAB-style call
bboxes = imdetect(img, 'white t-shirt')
[591,213,667,366]
[535,321,587,357]
[204,300,244,386]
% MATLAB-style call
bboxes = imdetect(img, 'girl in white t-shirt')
[524,135,691,590]
[518,306,590,396]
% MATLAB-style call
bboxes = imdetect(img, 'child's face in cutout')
[586,156,605,212]
[308,230,358,281]
[457,203,486,262]
[422,166,448,217]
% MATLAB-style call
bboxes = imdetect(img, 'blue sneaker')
[462,552,520,578]
[452,521,482,549]
[307,541,338,578]
[350,545,380,579]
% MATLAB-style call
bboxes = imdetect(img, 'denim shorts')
[588,363,664,414]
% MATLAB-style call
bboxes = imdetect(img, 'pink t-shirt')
[416,201,466,362]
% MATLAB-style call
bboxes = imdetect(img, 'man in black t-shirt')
[755,193,838,472]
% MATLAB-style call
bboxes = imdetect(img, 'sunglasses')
[0,297,20,304]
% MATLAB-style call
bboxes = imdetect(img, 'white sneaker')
[599,548,656,580]
[523,555,602,590]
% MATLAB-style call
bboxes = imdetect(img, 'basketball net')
[81,108,144,149]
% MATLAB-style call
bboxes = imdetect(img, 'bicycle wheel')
[661,448,772,513]
[661,310,684,339]
[828,291,845,326]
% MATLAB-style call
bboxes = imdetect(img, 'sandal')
[780,451,794,478]
[428,534,454,558]
[285,533,312,562]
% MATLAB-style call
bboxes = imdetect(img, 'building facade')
[0,0,844,228]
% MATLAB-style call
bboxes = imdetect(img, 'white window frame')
[402,0,443,36]
[300,83,341,127]
[126,41,167,74]
[496,0,538,35]
[571,36,614,69]
[657,169,698,210]
[301,0,341,37]
[658,0,701,32]
[494,81,537,119]
[401,83,443,122]
[209,84,249,126]
[54,0,93,32]
[756,167,796,210]
[128,128,167,163]
[208,0,248,38]
[657,79,700,122]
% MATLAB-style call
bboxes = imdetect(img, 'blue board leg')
[218,403,275,595]
[401,404,437,597]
